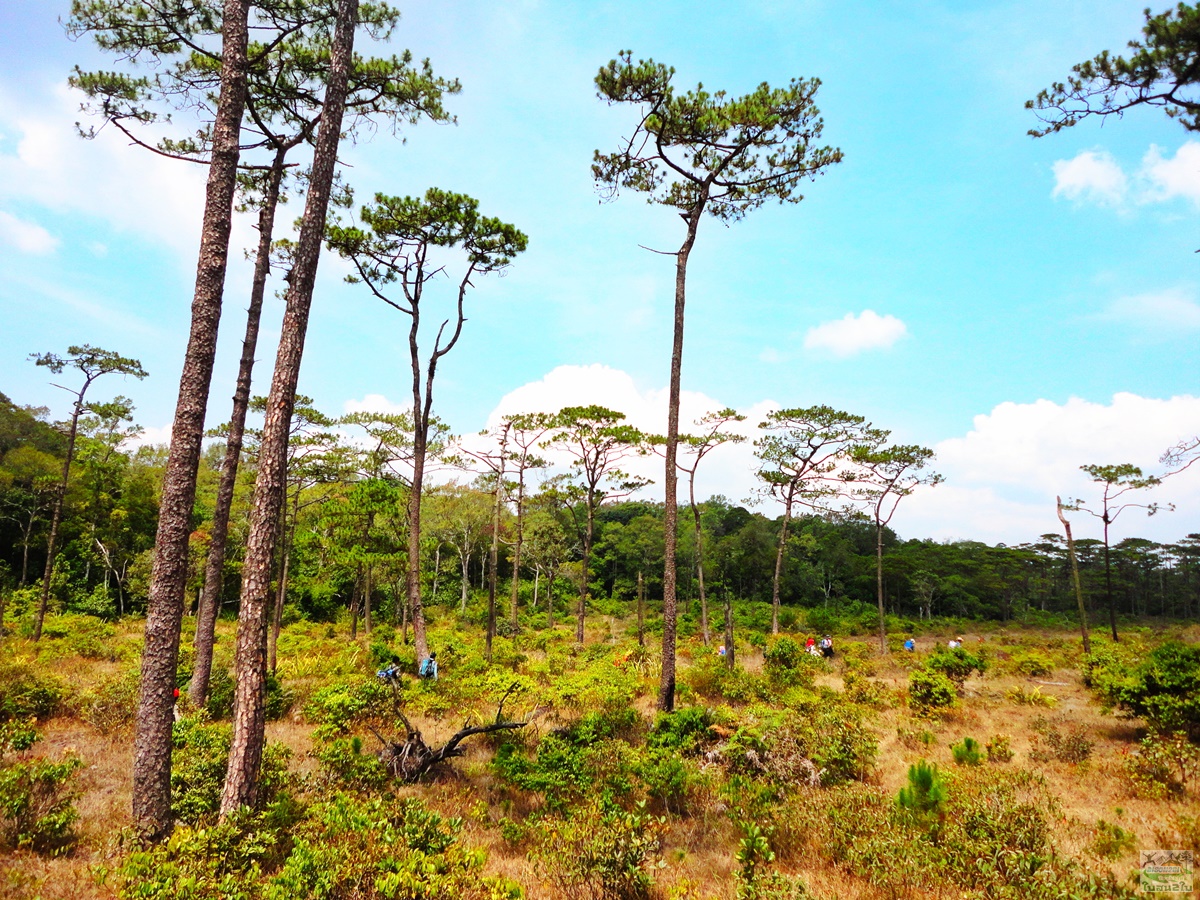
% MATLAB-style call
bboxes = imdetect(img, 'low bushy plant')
[1029,716,1093,765]
[532,800,665,900]
[0,722,81,853]
[926,646,987,686]
[1090,819,1135,859]
[985,734,1013,763]
[0,660,63,722]
[908,668,956,714]
[1010,650,1055,677]
[1089,640,1200,737]
[1123,732,1200,799]
[78,666,141,734]
[951,736,985,766]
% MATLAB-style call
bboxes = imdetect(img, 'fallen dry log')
[368,680,539,782]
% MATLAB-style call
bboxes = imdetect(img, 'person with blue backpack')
[418,652,438,680]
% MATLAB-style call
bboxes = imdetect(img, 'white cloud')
[803,310,908,357]
[343,393,409,415]
[1051,149,1128,206]
[1102,287,1200,332]
[899,392,1200,544]
[0,81,258,261]
[0,209,57,254]
[1140,142,1200,204]
[352,370,1200,546]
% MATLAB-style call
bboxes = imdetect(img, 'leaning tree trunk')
[659,200,703,712]
[219,0,357,819]
[1057,497,1090,654]
[133,0,251,842]
[34,399,84,641]
[192,146,287,707]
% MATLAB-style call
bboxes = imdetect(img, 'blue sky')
[1,0,1198,544]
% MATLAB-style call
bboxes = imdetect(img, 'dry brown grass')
[1,621,1195,899]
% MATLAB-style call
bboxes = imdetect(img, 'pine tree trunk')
[1057,497,1090,654]
[659,201,703,712]
[133,0,251,841]
[770,497,793,635]
[192,147,287,706]
[486,463,503,660]
[637,569,645,647]
[509,465,525,632]
[218,0,357,818]
[876,521,887,652]
[690,476,710,646]
[578,500,594,643]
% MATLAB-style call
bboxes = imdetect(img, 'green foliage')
[205,668,293,722]
[926,646,987,685]
[684,655,770,704]
[734,821,809,900]
[0,736,82,853]
[1005,685,1058,707]
[532,800,665,900]
[313,736,390,795]
[171,716,291,825]
[951,737,985,766]
[647,706,715,753]
[1088,640,1200,736]
[1090,819,1135,860]
[1010,650,1055,677]
[763,637,810,686]
[897,760,948,834]
[0,659,63,722]
[266,795,520,900]
[1123,732,1200,799]
[77,665,140,734]
[303,677,391,737]
[908,668,957,714]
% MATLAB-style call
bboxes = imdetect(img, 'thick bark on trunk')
[267,501,295,674]
[219,0,357,818]
[35,401,84,641]
[192,149,287,706]
[658,203,702,712]
[133,0,251,842]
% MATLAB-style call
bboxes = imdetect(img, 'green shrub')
[950,737,984,766]
[1123,733,1200,799]
[532,800,665,900]
[1090,819,1135,859]
[763,637,808,685]
[313,736,390,794]
[266,795,520,900]
[1089,640,1200,737]
[908,668,957,714]
[1010,650,1055,677]
[0,750,82,853]
[647,706,715,753]
[1029,716,1093,765]
[1005,684,1057,707]
[0,660,63,722]
[926,646,986,685]
[205,669,293,722]
[303,677,391,736]
[78,666,141,734]
[171,716,292,825]
[897,759,948,835]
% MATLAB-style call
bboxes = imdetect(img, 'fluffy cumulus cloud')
[1140,142,1200,204]
[1051,140,1200,208]
[0,209,58,254]
[1102,286,1200,332]
[802,310,908,357]
[1051,149,1127,206]
[0,81,257,260]
[898,393,1200,544]
[353,373,1200,546]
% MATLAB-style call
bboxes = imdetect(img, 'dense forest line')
[4,388,1196,635]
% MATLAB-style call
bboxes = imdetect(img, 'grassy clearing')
[0,613,1196,899]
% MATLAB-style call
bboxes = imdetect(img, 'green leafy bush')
[926,646,987,686]
[205,669,293,722]
[1029,716,1093,765]
[1088,640,1200,737]
[897,759,948,836]
[763,637,811,686]
[171,716,292,825]
[266,795,520,900]
[0,729,82,853]
[313,736,390,794]
[1010,650,1055,677]
[908,668,957,714]
[1123,733,1200,799]
[78,666,141,734]
[647,706,715,753]
[1090,819,1135,859]
[951,737,985,766]
[985,734,1013,764]
[532,800,665,900]
[0,660,63,722]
